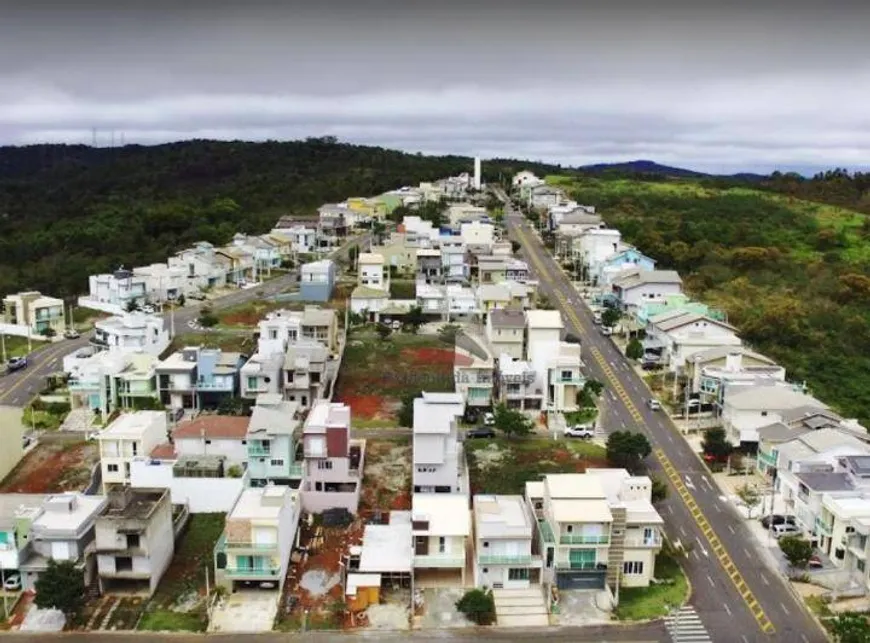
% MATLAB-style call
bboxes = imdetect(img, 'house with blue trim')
[593,247,656,286]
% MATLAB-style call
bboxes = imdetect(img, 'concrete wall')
[129,460,245,513]
[0,407,25,483]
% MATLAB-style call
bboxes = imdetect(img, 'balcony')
[555,561,605,571]
[478,554,540,565]
[68,379,101,391]
[557,375,585,384]
[223,566,281,578]
[414,554,465,568]
[559,534,609,545]
[247,444,271,457]
[222,541,279,553]
[288,463,304,478]
[623,534,663,548]
[758,450,778,467]
[196,379,234,391]
[815,517,833,537]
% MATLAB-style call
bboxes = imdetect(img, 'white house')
[413,392,466,494]
[460,221,495,247]
[91,312,170,357]
[547,342,585,412]
[686,347,785,401]
[576,229,622,272]
[722,385,829,445]
[171,415,251,466]
[79,269,149,315]
[486,309,526,361]
[133,263,190,302]
[512,171,545,190]
[412,493,471,587]
[167,241,228,292]
[646,311,742,374]
[98,411,168,490]
[611,269,683,310]
[130,454,246,514]
[473,495,542,590]
[358,253,389,291]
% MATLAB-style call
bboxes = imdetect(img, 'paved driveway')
[208,590,279,633]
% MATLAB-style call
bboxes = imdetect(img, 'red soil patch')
[1,442,97,493]
[390,489,412,511]
[337,394,388,420]
[401,347,473,367]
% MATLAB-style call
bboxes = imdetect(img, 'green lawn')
[615,550,689,621]
[137,609,206,633]
[465,438,607,496]
[1,334,50,359]
[564,408,598,426]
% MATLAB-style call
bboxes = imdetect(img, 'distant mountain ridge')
[577,159,767,181]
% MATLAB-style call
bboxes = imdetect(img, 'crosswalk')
[664,606,714,642]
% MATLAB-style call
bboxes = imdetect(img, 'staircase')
[606,507,626,589]
[492,587,549,627]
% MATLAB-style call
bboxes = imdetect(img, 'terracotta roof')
[150,442,177,460]
[172,416,251,440]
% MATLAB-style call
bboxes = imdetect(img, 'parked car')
[647,398,662,411]
[564,425,595,439]
[809,555,824,568]
[466,427,496,439]
[483,412,495,426]
[772,523,801,538]
[390,320,402,331]
[760,514,796,530]
[641,361,662,371]
[592,311,602,325]
[7,357,27,372]
[600,326,613,336]
[3,574,21,591]
[188,292,206,301]
[63,328,80,339]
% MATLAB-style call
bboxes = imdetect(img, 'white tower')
[473,157,481,190]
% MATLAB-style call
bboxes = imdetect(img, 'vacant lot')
[168,331,256,356]
[0,440,98,493]
[217,300,294,328]
[465,438,607,496]
[359,438,412,513]
[335,330,463,425]
[615,547,688,620]
[137,514,226,632]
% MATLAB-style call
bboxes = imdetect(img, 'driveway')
[208,590,279,633]
[416,588,473,629]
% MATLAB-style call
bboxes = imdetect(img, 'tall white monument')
[473,157,482,190]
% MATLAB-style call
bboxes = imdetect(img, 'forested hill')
[0,138,562,297]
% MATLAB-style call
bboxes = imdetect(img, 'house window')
[508,568,530,581]
[438,537,446,553]
[623,561,644,575]
[115,557,133,572]
[317,461,333,470]
[126,534,140,549]
[761,411,768,417]
[270,459,284,467]
[107,464,119,473]
[205,440,212,445]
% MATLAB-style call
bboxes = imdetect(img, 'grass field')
[465,438,607,495]
[614,548,689,620]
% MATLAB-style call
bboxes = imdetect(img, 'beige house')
[2,291,65,337]
[486,309,526,361]
[412,493,471,587]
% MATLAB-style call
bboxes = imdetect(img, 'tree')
[606,431,652,473]
[492,403,534,438]
[125,299,140,313]
[198,305,218,328]
[176,293,186,307]
[601,307,621,328]
[375,324,391,340]
[405,306,426,333]
[778,535,814,570]
[398,391,419,427]
[701,427,732,461]
[651,475,669,504]
[372,221,386,244]
[455,589,496,626]
[40,326,57,338]
[735,484,762,518]
[216,396,250,416]
[34,559,85,619]
[584,380,604,396]
[830,612,870,643]
[626,338,644,360]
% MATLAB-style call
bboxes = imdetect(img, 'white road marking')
[741,636,749,643]
[691,550,699,561]
[713,503,721,512]
[665,505,674,515]
[723,602,732,616]
[743,548,751,558]
[666,433,674,443]
[695,537,709,557]
[684,476,696,491]
[761,573,770,586]
[679,525,687,537]
[801,635,810,643]
[706,574,715,587]
[780,602,790,615]
[727,525,736,534]
[701,475,712,489]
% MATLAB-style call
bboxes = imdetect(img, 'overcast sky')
[1,0,868,174]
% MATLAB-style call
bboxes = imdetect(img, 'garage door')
[556,571,606,590]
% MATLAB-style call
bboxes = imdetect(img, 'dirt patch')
[0,441,98,493]
[360,440,412,513]
[338,395,390,421]
[400,347,473,367]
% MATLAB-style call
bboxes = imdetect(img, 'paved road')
[0,234,369,408]
[498,188,826,643]
[8,622,665,641]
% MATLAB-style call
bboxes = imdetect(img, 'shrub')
[455,589,496,625]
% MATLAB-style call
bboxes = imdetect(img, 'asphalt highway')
[498,188,826,643]
[0,234,368,409]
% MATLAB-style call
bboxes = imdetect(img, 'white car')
[3,574,21,591]
[564,425,595,439]
[647,398,662,411]
[600,326,613,336]
[483,412,495,426]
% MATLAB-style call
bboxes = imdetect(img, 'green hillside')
[549,175,870,426]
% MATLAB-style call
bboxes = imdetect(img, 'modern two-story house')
[413,392,466,494]
[98,411,168,490]
[473,494,542,590]
[246,395,303,488]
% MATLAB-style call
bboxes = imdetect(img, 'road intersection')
[500,191,826,643]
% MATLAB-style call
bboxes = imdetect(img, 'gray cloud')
[1,0,869,174]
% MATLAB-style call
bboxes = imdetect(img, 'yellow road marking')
[0,340,71,404]
[512,222,776,635]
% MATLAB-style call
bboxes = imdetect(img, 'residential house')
[66,350,134,416]
[645,312,741,374]
[91,312,170,357]
[412,493,471,587]
[528,185,565,210]
[240,352,285,399]
[447,203,487,229]
[512,171,545,191]
[229,234,283,272]
[371,234,416,273]
[350,286,391,321]
[156,347,246,411]
[0,495,50,588]
[496,356,543,410]
[213,486,302,592]
[0,406,26,484]
[575,229,622,273]
[95,487,174,596]
[441,238,469,283]
[19,493,108,592]
[80,269,149,315]
[722,385,828,445]
[611,269,683,310]
[282,341,330,409]
[246,395,303,487]
[167,242,228,292]
[459,221,495,247]
[301,306,339,353]
[412,392,466,494]
[403,217,440,247]
[687,347,786,406]
[473,495,542,590]
[546,342,585,412]
[551,208,600,234]
[98,411,168,489]
[318,203,353,232]
[254,309,304,356]
[300,401,365,513]
[819,491,870,587]
[505,259,530,284]
[486,309,526,360]
[132,263,189,303]
[592,247,656,287]
[525,310,583,412]
[115,354,161,411]
[300,260,336,302]
[446,285,479,318]
[358,253,389,291]
[172,415,251,466]
[269,223,318,255]
[526,471,663,591]
[633,293,726,328]
[1,291,65,337]
[477,284,512,314]
[216,244,256,285]
[416,283,446,317]
[416,249,443,284]
[478,256,507,285]
[454,346,495,411]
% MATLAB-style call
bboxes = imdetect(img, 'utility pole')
[1,333,6,363]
